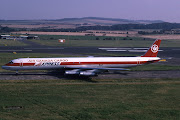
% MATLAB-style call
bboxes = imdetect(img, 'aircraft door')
[137,59,140,65]
[20,60,23,67]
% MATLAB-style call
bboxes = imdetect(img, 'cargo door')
[137,59,140,65]
[20,60,23,67]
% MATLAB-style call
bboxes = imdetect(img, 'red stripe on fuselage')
[5,60,159,67]
[60,61,142,65]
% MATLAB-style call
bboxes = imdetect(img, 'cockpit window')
[9,61,13,64]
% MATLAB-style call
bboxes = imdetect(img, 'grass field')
[0,39,27,46]
[28,35,180,47]
[30,35,150,47]
[0,78,179,120]
[1,34,180,47]
[131,64,180,71]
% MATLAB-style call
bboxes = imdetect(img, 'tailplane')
[141,39,161,57]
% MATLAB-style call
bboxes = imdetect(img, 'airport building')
[0,35,39,40]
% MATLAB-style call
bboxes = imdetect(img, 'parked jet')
[2,39,161,76]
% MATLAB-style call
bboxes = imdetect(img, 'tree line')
[31,22,180,32]
[1,22,180,33]
[0,26,15,33]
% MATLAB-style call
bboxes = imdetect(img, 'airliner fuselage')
[2,39,162,76]
[2,57,160,71]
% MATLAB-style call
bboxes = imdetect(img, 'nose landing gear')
[15,71,19,75]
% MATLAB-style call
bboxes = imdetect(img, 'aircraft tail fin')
[141,39,161,57]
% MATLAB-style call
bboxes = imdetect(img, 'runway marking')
[106,50,127,52]
[128,50,163,52]
[128,50,147,52]
[101,48,163,52]
[133,48,149,50]
[99,48,163,51]
[99,48,149,50]
[99,48,131,50]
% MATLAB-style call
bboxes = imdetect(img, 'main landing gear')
[15,71,19,75]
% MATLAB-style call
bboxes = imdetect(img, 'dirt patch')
[141,35,180,40]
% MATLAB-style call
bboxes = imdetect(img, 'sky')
[0,0,179,23]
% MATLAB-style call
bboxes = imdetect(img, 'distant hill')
[0,17,164,26]
[54,17,164,25]
[0,17,165,30]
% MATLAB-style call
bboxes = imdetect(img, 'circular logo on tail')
[151,44,158,53]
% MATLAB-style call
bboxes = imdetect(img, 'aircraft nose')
[2,65,10,70]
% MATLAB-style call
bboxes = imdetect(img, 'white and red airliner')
[2,39,161,76]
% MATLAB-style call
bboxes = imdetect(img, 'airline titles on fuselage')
[28,59,68,63]
[28,59,68,66]
[41,62,60,66]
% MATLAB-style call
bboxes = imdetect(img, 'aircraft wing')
[64,67,129,76]
[65,66,129,71]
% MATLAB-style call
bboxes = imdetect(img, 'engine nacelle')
[80,72,96,76]
[80,69,98,76]
[65,69,80,75]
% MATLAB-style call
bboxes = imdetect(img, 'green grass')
[0,78,179,120]
[37,35,143,41]
[0,39,27,46]
[28,35,180,47]
[161,39,180,47]
[3,34,180,47]
[131,64,180,71]
[29,35,155,47]
[30,39,148,47]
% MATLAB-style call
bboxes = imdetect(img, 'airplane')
[2,39,161,76]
